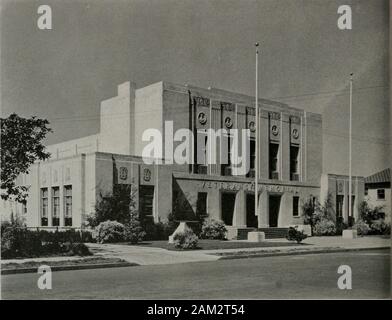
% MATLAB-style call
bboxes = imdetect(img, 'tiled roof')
[365,168,391,184]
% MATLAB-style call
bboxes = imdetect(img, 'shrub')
[124,221,146,244]
[173,229,199,250]
[200,219,227,240]
[286,227,307,243]
[313,219,336,236]
[1,220,94,259]
[88,184,138,227]
[370,219,390,235]
[67,243,92,256]
[352,220,370,236]
[359,201,385,225]
[93,220,126,244]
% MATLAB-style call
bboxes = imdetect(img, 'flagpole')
[349,73,353,223]
[255,42,259,222]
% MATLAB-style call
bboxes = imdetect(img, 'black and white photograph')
[0,0,391,305]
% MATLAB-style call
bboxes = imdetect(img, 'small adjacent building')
[365,168,391,220]
[320,173,365,224]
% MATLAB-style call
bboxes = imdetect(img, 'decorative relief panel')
[290,115,301,145]
[221,101,235,130]
[269,112,281,141]
[193,96,210,129]
[193,96,210,107]
[140,165,155,186]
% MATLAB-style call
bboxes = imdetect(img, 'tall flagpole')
[349,73,353,223]
[255,42,259,222]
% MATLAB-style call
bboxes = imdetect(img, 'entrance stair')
[236,227,289,240]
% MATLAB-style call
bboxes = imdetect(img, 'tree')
[1,113,52,202]
[88,184,138,227]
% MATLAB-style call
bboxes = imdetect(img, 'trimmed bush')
[286,227,307,243]
[1,224,92,259]
[200,219,227,240]
[352,220,370,236]
[93,220,126,244]
[313,219,336,236]
[370,219,391,235]
[67,243,92,256]
[173,229,199,250]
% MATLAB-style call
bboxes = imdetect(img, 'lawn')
[135,239,307,251]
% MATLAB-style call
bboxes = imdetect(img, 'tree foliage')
[87,184,138,227]
[1,113,52,202]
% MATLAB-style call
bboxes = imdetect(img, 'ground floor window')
[377,189,385,200]
[196,192,208,217]
[52,187,60,226]
[64,185,72,226]
[41,188,48,226]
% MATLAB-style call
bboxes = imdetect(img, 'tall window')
[293,196,299,216]
[247,139,256,177]
[377,189,385,200]
[269,143,279,179]
[290,146,300,181]
[41,188,48,226]
[64,186,72,226]
[195,131,208,174]
[52,187,60,226]
[221,134,232,176]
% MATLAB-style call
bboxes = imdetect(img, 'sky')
[1,0,390,177]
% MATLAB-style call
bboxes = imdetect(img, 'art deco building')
[2,81,365,238]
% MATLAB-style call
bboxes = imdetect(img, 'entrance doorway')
[246,194,258,228]
[221,192,236,226]
[269,195,281,227]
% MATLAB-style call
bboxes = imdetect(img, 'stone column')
[281,113,290,181]
[233,190,246,227]
[258,190,269,227]
[278,192,293,227]
[208,189,221,221]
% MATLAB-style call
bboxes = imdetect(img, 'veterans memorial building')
[2,81,365,238]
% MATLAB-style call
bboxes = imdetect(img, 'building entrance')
[221,192,236,226]
[269,195,281,227]
[246,194,258,228]
[139,185,154,222]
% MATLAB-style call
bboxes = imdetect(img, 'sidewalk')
[2,236,389,271]
[87,235,391,265]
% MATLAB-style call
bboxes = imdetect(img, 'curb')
[1,261,139,275]
[217,246,391,260]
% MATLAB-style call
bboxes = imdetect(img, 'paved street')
[1,249,390,299]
